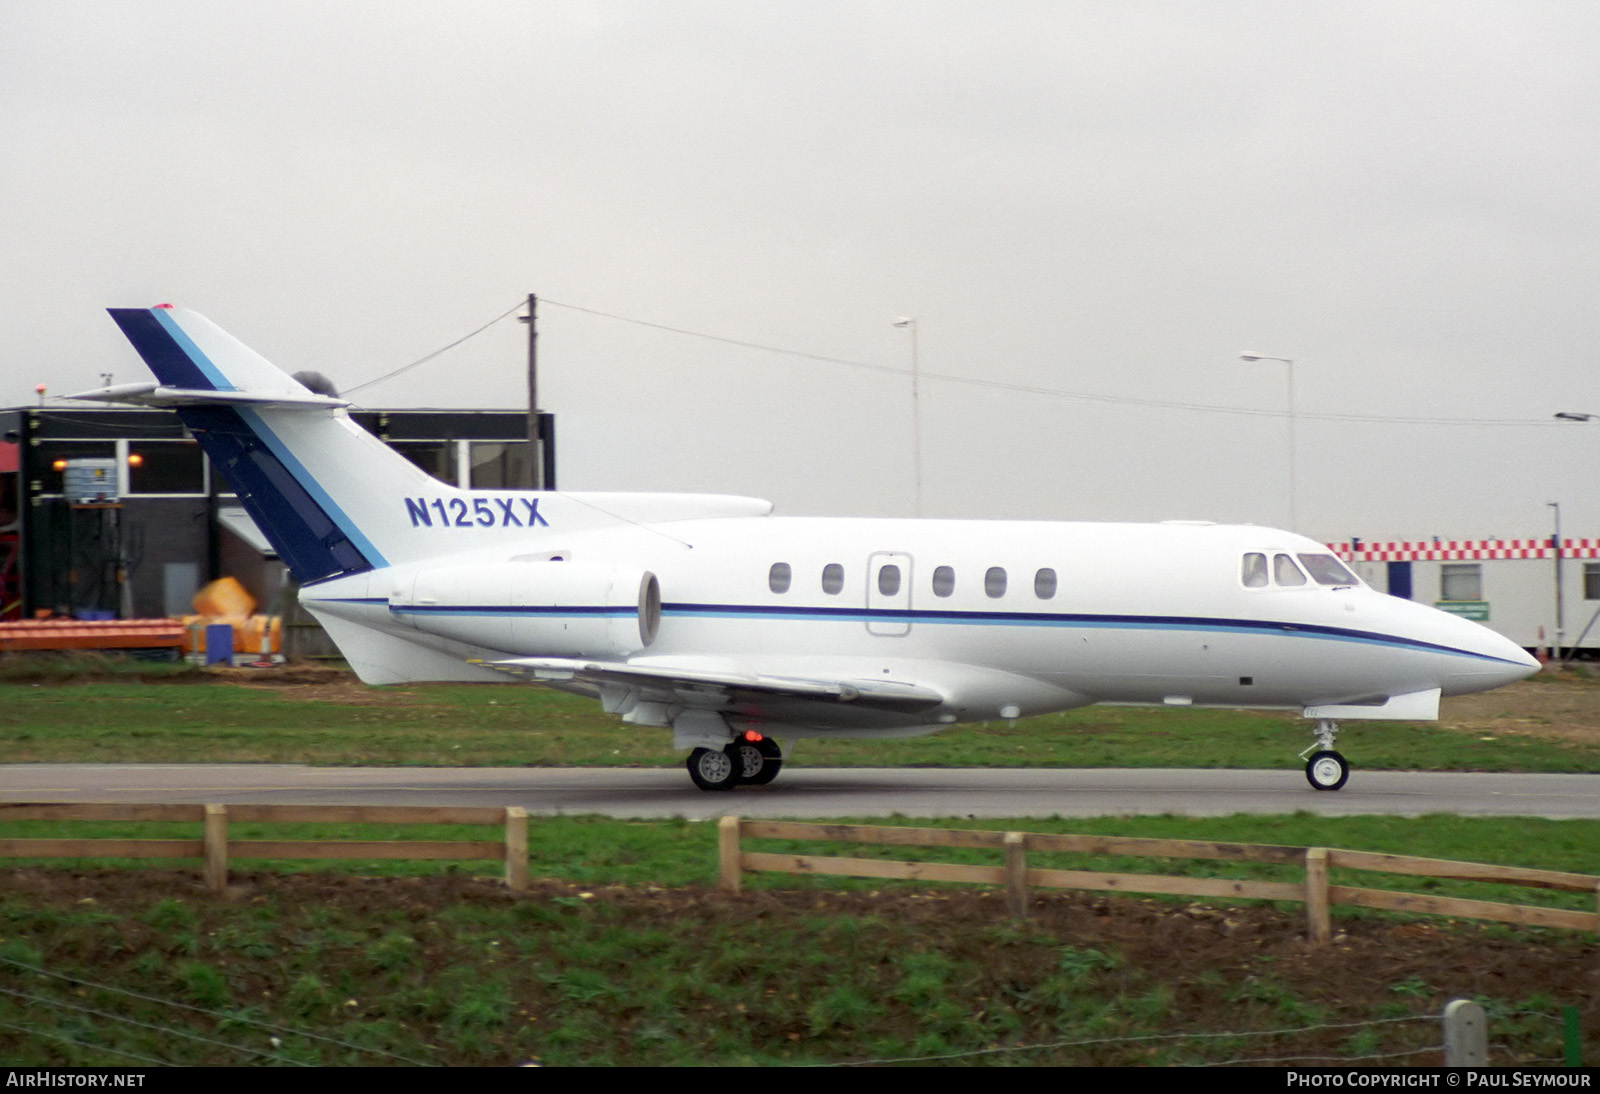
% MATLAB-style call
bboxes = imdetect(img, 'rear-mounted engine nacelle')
[389,561,661,657]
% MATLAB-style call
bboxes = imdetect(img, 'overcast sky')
[4,1,1599,542]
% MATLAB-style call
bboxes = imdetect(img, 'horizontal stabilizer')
[63,380,347,410]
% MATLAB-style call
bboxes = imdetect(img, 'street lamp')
[1240,353,1297,530]
[1551,414,1600,661]
[894,317,922,517]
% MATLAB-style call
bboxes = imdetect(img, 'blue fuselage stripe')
[356,598,1518,666]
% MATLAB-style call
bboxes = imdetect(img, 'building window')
[768,562,791,594]
[931,565,955,597]
[985,567,1007,598]
[389,441,458,484]
[128,441,205,495]
[36,442,115,495]
[468,442,534,489]
[1441,564,1482,601]
[821,563,844,595]
[1584,563,1600,601]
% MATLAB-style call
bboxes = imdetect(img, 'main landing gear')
[1301,718,1350,791]
[687,734,783,792]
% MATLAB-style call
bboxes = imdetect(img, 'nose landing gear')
[1300,718,1349,791]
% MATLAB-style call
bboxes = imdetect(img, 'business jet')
[77,306,1539,792]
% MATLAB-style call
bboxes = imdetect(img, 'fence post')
[203,804,228,892]
[718,815,742,895]
[1305,847,1330,946]
[504,807,528,892]
[1443,998,1487,1066]
[1004,832,1027,920]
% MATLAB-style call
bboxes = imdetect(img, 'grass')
[3,661,1600,772]
[0,656,1594,1064]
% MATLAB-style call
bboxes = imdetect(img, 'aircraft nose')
[1441,626,1540,695]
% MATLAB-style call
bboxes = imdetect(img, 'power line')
[541,297,905,375]
[540,298,1564,429]
[344,298,528,397]
[335,293,1567,429]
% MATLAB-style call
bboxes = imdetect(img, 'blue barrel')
[204,623,233,666]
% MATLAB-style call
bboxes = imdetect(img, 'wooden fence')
[0,803,528,891]
[716,816,1600,943]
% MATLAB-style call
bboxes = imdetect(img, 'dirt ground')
[4,868,1595,1065]
[1436,669,1600,745]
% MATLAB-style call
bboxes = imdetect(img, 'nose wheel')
[1301,718,1349,791]
[1305,749,1349,791]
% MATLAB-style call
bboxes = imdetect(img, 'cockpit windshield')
[1241,551,1360,588]
[1297,553,1358,586]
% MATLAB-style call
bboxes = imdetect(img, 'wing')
[474,656,945,725]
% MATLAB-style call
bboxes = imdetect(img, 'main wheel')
[1305,749,1350,791]
[687,745,740,791]
[736,736,783,786]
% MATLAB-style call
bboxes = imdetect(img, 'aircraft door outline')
[866,551,913,637]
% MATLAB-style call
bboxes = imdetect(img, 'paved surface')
[2,765,1598,819]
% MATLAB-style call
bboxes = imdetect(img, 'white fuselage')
[304,511,1537,738]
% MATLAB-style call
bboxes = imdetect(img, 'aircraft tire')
[1305,750,1350,791]
[687,746,741,792]
[738,737,783,786]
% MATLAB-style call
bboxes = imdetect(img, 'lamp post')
[1240,353,1297,530]
[894,317,922,517]
[1553,413,1600,659]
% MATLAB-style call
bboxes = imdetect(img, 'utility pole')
[1550,500,1565,658]
[519,293,541,488]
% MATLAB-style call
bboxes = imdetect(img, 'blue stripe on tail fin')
[109,307,380,583]
[181,405,380,581]
[109,307,234,392]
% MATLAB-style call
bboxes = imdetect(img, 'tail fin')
[99,306,777,588]
[105,306,441,583]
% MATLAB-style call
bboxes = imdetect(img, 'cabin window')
[1034,568,1057,599]
[1441,564,1481,601]
[1272,554,1307,586]
[932,566,955,597]
[1585,563,1600,601]
[821,563,845,595]
[985,567,1007,598]
[768,562,792,594]
[1298,553,1357,586]
[1241,553,1269,588]
[878,564,901,596]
